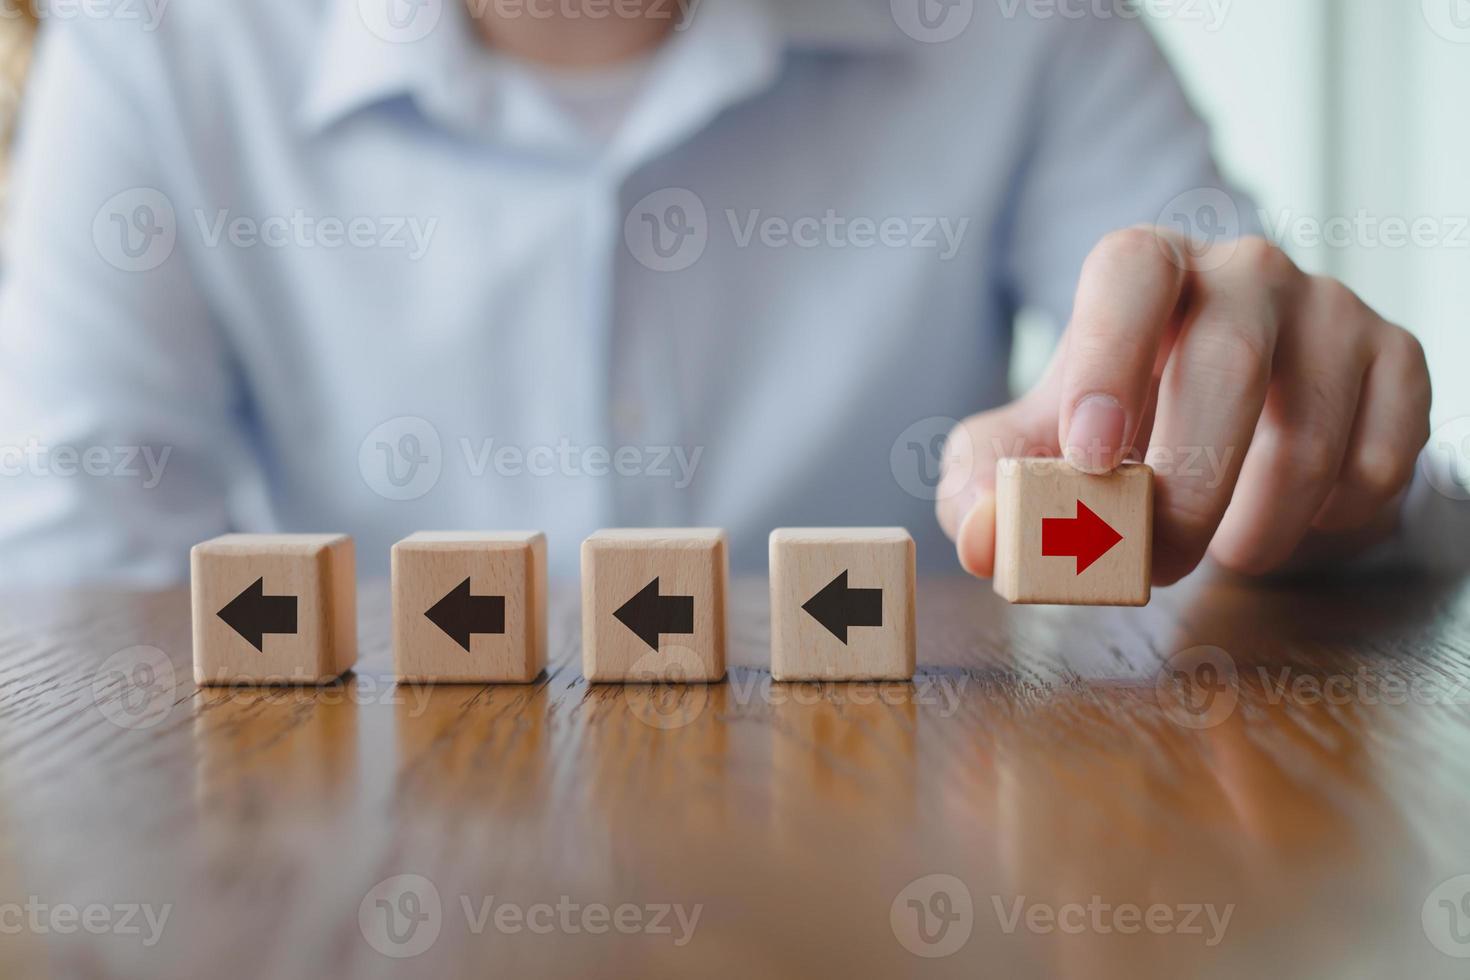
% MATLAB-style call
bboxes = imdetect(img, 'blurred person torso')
[0,0,1232,580]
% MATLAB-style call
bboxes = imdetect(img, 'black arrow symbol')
[614,577,695,651]
[425,577,506,652]
[217,577,298,652]
[801,570,883,644]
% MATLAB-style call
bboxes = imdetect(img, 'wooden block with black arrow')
[190,533,357,684]
[769,528,916,681]
[391,531,547,683]
[581,529,728,683]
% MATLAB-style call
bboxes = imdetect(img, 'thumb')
[936,396,1059,578]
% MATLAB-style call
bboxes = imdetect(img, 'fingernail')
[1065,394,1126,474]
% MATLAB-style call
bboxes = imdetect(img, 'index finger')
[1057,227,1187,473]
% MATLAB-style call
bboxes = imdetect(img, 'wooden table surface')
[3,571,1470,978]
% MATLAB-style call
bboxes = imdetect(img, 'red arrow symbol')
[1042,501,1123,574]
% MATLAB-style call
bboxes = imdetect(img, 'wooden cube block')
[769,528,916,682]
[580,529,728,683]
[993,458,1153,606]
[191,534,357,685]
[391,532,548,683]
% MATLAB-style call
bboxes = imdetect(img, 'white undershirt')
[503,53,658,147]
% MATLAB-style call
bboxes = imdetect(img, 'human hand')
[937,229,1431,583]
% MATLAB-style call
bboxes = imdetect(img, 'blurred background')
[1151,1,1469,431]
[2,2,1458,426]
[0,5,32,223]
[1012,4,1470,428]
[789,3,1470,433]
[0,2,1465,442]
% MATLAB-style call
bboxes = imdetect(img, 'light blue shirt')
[5,0,1452,584]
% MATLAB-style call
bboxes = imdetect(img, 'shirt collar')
[298,0,904,138]
[298,0,481,134]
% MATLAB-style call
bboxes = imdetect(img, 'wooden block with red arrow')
[992,458,1153,606]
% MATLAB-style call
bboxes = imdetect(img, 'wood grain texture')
[580,529,727,682]
[994,458,1153,606]
[4,571,1470,978]
[391,532,546,683]
[769,528,915,681]
[190,533,356,684]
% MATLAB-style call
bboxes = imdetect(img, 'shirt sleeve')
[0,20,249,586]
[1359,449,1470,575]
[1000,14,1257,329]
